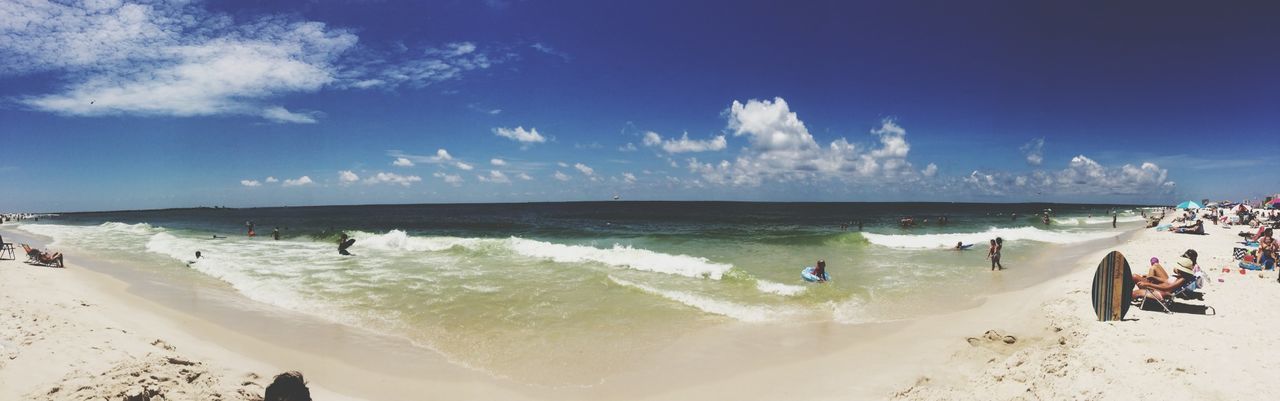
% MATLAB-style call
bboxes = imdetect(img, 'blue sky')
[1,0,1276,212]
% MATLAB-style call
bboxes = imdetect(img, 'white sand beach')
[2,217,1276,401]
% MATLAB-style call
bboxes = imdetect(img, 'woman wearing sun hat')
[1132,256,1197,302]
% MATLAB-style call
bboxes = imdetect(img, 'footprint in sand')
[966,329,1017,346]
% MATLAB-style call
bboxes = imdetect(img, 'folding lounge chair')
[1138,280,1199,314]
[0,235,14,260]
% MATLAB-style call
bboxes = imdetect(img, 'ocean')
[6,201,1149,385]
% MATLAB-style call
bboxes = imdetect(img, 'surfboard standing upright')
[1091,250,1135,321]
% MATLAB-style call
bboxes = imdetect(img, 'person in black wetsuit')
[338,233,356,255]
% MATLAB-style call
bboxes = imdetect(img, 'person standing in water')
[338,233,356,256]
[272,227,281,240]
[1112,213,1118,228]
[246,221,256,237]
[857,220,863,231]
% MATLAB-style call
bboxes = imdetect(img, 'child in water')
[812,260,827,283]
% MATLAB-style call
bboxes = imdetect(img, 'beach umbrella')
[1175,200,1203,209]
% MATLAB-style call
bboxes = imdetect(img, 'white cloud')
[261,106,318,124]
[530,42,571,61]
[516,172,533,181]
[338,170,359,184]
[240,179,261,187]
[622,172,637,184]
[922,163,938,177]
[455,161,474,171]
[642,131,728,153]
[490,158,506,166]
[689,97,925,186]
[619,142,638,152]
[364,172,422,186]
[478,170,511,184]
[553,171,571,181]
[493,126,546,144]
[433,172,463,186]
[557,162,569,168]
[388,149,474,170]
[962,155,1174,197]
[264,176,279,183]
[1,2,503,122]
[431,149,453,161]
[282,176,313,187]
[392,157,415,167]
[1021,138,1045,166]
[573,163,594,176]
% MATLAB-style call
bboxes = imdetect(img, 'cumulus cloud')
[490,158,506,166]
[392,157,415,167]
[573,163,594,176]
[622,172,637,184]
[433,172,463,186]
[264,176,279,183]
[689,97,925,186]
[962,155,1174,197]
[364,172,422,186]
[338,170,359,184]
[922,163,938,177]
[493,126,546,145]
[553,171,571,181]
[282,176,313,187]
[642,131,727,153]
[516,172,533,181]
[240,179,261,187]
[478,170,511,184]
[0,1,504,123]
[455,161,474,171]
[1021,138,1045,166]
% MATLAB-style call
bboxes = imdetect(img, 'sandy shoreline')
[3,218,1274,400]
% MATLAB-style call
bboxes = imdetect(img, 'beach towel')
[1234,247,1250,260]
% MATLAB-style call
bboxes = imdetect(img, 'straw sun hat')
[1175,257,1195,276]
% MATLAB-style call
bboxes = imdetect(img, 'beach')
[1,208,1275,400]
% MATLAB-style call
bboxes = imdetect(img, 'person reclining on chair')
[1131,256,1195,302]
[23,244,64,267]
[1171,220,1204,234]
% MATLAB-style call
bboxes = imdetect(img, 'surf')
[861,226,1122,249]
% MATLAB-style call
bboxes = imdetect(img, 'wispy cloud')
[531,42,571,62]
[1021,138,1045,166]
[364,172,422,186]
[1,1,507,123]
[240,179,262,187]
[642,131,727,153]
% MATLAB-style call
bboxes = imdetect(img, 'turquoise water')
[6,202,1148,384]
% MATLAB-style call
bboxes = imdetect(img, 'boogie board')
[338,238,356,255]
[801,266,829,282]
[1091,251,1135,321]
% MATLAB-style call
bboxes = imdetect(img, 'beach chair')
[0,235,14,260]
[20,244,38,263]
[1138,280,1200,314]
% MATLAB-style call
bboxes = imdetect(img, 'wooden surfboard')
[1091,251,1135,321]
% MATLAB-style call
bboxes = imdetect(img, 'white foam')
[862,226,1122,249]
[1052,215,1145,225]
[19,222,163,248]
[608,276,787,322]
[504,237,733,279]
[755,279,807,296]
[349,230,485,252]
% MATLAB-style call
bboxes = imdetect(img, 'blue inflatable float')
[801,266,830,282]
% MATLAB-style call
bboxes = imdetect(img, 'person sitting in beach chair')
[1132,256,1199,312]
[21,244,64,268]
